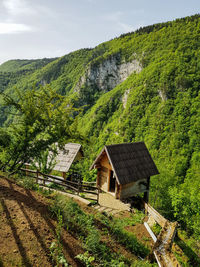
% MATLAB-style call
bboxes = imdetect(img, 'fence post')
[97,186,100,204]
[36,170,39,184]
[43,174,45,186]
[25,164,29,176]
[77,179,81,195]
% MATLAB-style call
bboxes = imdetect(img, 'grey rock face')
[122,89,130,108]
[75,55,142,93]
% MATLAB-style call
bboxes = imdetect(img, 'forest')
[0,14,199,259]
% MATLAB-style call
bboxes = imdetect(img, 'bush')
[20,176,39,190]
[75,252,95,267]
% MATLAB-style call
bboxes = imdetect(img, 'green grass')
[49,194,151,265]
[152,223,162,236]
[174,230,200,267]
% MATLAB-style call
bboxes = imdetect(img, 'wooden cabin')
[52,143,83,179]
[25,143,83,179]
[90,142,159,202]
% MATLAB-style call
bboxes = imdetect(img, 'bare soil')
[0,176,156,267]
[0,177,84,267]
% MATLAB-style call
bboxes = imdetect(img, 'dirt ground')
[0,176,156,267]
[0,177,84,267]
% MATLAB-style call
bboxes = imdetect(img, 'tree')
[0,85,80,173]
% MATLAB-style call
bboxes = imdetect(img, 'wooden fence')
[144,202,168,227]
[20,168,100,203]
[144,202,180,267]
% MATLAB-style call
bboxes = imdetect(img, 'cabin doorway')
[109,170,115,192]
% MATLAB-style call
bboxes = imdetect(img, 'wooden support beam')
[62,172,66,180]
[143,177,150,202]
[107,170,111,191]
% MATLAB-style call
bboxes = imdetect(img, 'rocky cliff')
[75,55,142,93]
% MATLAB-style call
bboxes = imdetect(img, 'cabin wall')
[99,166,108,191]
[100,154,112,170]
[119,178,148,199]
[98,153,113,191]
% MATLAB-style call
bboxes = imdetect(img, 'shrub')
[75,252,95,267]
[20,176,39,190]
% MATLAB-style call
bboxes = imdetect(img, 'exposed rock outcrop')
[75,55,142,93]
[122,89,130,108]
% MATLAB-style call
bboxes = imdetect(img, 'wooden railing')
[144,202,180,267]
[144,202,168,227]
[20,168,100,203]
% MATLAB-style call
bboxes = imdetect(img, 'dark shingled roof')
[91,142,159,185]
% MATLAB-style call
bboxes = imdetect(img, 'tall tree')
[0,85,80,172]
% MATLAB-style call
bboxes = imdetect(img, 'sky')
[0,0,199,64]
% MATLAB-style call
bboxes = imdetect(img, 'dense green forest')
[0,14,200,249]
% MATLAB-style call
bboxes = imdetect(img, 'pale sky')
[0,0,199,64]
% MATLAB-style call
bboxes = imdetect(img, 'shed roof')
[52,143,82,173]
[91,142,159,185]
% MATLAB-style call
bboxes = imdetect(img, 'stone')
[74,55,142,95]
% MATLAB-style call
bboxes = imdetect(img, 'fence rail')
[144,202,168,227]
[20,168,99,203]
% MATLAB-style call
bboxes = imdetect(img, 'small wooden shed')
[90,142,159,202]
[51,143,83,179]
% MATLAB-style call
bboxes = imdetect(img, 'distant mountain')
[0,58,57,72]
[0,58,57,94]
[0,14,200,239]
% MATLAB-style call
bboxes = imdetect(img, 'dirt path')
[0,177,84,267]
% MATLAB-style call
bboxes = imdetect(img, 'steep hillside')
[0,58,56,73]
[0,14,200,245]
[0,58,57,96]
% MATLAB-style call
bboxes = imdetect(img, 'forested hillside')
[0,14,200,246]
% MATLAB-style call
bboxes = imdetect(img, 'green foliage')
[0,58,56,73]
[47,182,65,191]
[151,223,162,236]
[175,229,200,266]
[50,195,142,265]
[75,252,94,267]
[31,144,58,174]
[19,176,39,190]
[95,212,149,257]
[0,85,79,172]
[115,210,145,227]
[50,210,69,267]
[112,226,149,257]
